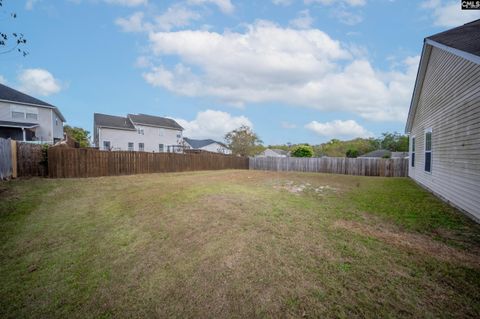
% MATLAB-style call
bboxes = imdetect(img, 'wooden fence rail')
[48,147,249,178]
[249,157,409,177]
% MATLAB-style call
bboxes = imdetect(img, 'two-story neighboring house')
[0,83,65,143]
[93,113,184,152]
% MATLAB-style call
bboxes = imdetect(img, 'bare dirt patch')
[274,180,338,195]
[333,219,480,269]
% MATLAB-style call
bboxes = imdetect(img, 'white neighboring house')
[94,113,184,152]
[0,83,65,143]
[405,20,480,221]
[183,137,232,154]
[257,148,289,157]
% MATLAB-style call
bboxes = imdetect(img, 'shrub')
[346,149,359,158]
[291,145,314,157]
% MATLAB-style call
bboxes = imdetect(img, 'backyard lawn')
[1,170,479,318]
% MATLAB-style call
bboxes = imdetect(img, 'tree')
[379,132,409,152]
[0,0,28,57]
[291,145,314,157]
[224,125,263,156]
[345,149,359,158]
[64,125,90,148]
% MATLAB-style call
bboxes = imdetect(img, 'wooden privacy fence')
[0,138,47,179]
[17,142,47,177]
[249,157,409,177]
[48,147,249,178]
[0,138,13,180]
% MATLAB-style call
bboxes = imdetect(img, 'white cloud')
[25,0,40,10]
[155,5,201,31]
[104,0,147,6]
[116,5,201,33]
[421,0,480,27]
[18,69,62,96]
[305,0,366,7]
[187,0,234,14]
[115,12,146,32]
[289,10,314,29]
[305,119,373,138]
[0,75,6,84]
[173,109,252,140]
[332,9,363,25]
[142,22,419,122]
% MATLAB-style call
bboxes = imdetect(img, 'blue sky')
[1,0,479,145]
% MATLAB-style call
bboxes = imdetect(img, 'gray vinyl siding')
[409,46,480,220]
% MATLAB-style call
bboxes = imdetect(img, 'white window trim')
[103,141,111,151]
[424,128,432,174]
[128,142,134,151]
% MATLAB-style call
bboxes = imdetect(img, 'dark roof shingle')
[0,83,54,107]
[94,113,136,130]
[128,114,183,130]
[359,149,391,158]
[427,19,480,58]
[0,120,39,128]
[184,137,226,149]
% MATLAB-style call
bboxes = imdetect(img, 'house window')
[137,128,144,135]
[26,113,38,120]
[55,117,59,126]
[139,143,144,152]
[128,142,134,151]
[424,129,432,173]
[411,136,415,167]
[176,133,181,138]
[12,111,25,119]
[103,141,111,150]
[159,144,164,152]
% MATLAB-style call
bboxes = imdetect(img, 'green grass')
[1,170,479,318]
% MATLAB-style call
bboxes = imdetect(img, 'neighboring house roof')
[0,83,66,122]
[94,113,136,130]
[405,19,480,133]
[359,149,391,158]
[0,120,39,128]
[128,114,183,130]
[391,152,408,158]
[184,137,228,149]
[269,149,289,156]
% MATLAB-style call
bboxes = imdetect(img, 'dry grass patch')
[1,170,479,318]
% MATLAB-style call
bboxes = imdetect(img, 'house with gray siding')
[94,113,184,152]
[405,20,480,221]
[183,137,231,154]
[0,83,65,143]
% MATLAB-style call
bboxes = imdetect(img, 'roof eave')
[96,125,136,131]
[426,38,480,65]
[130,121,183,131]
[405,42,432,134]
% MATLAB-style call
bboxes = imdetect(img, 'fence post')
[10,140,17,178]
